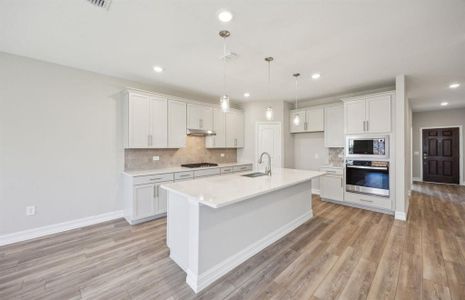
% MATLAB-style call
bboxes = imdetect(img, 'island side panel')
[166,191,193,272]
[193,180,313,290]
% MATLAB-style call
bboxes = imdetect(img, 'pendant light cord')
[223,37,227,96]
[293,73,300,109]
[267,60,271,99]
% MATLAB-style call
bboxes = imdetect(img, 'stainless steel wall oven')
[346,160,390,197]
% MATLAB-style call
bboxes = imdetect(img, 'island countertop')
[160,168,324,208]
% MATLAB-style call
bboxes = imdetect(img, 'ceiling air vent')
[87,0,111,9]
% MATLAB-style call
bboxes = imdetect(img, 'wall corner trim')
[0,210,124,246]
[394,211,407,221]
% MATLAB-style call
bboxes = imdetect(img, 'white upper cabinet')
[149,96,168,148]
[125,92,167,148]
[366,94,391,133]
[343,92,393,134]
[306,108,324,132]
[206,108,226,148]
[226,110,244,148]
[324,105,344,147]
[187,104,213,131]
[168,100,187,148]
[344,99,366,135]
[289,108,324,133]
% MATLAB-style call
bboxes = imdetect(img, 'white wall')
[238,101,294,168]
[394,75,409,219]
[412,108,465,184]
[293,132,329,190]
[0,52,212,235]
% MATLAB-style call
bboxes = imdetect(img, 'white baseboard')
[0,210,124,246]
[312,188,320,195]
[395,211,407,221]
[186,211,313,293]
[412,177,422,182]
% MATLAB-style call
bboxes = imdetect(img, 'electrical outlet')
[220,153,225,157]
[152,156,160,161]
[26,206,36,216]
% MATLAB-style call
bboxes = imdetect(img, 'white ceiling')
[0,0,464,111]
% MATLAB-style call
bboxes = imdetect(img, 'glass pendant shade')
[265,106,273,120]
[293,114,300,126]
[220,95,230,112]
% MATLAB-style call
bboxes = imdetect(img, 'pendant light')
[265,57,274,120]
[219,30,230,112]
[293,73,301,126]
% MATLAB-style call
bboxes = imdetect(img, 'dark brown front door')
[422,127,460,184]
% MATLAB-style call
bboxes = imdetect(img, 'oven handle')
[346,165,388,171]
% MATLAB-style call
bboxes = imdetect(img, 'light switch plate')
[152,156,160,161]
[220,153,225,157]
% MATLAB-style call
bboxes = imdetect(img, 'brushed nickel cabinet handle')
[360,199,374,203]
[366,120,369,132]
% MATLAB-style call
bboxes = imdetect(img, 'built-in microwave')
[346,136,389,159]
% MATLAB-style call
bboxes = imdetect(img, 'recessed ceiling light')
[243,92,250,98]
[218,10,233,23]
[441,102,448,106]
[153,66,163,73]
[449,82,460,89]
[311,73,321,80]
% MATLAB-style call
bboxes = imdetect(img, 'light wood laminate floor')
[1,182,465,299]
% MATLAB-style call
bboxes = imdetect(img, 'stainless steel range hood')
[186,128,216,137]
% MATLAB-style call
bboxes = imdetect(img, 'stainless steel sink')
[242,172,268,178]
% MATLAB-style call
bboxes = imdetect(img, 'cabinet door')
[206,109,226,148]
[149,96,168,148]
[290,111,306,133]
[324,105,344,147]
[187,104,213,130]
[235,111,244,148]
[128,93,150,148]
[225,111,244,148]
[306,108,324,132]
[154,182,171,214]
[168,100,187,148]
[344,99,366,134]
[133,184,155,219]
[320,175,344,201]
[366,94,391,133]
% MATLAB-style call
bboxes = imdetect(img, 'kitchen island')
[160,168,323,293]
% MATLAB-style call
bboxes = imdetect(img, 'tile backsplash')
[125,136,237,170]
[328,147,344,166]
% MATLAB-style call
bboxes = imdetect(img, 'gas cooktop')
[181,163,218,168]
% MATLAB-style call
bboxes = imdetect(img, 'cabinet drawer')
[221,167,234,174]
[320,167,343,175]
[345,192,392,210]
[233,164,252,172]
[174,171,194,181]
[133,173,174,185]
[194,168,221,178]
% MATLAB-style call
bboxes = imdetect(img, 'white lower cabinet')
[320,175,344,201]
[344,192,392,210]
[319,167,344,202]
[123,163,253,225]
[124,173,174,224]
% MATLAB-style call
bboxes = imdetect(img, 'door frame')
[255,122,282,169]
[419,125,463,185]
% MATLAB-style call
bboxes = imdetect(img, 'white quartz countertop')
[122,162,253,177]
[161,168,324,208]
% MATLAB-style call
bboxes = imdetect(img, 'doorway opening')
[421,127,461,184]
